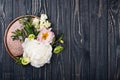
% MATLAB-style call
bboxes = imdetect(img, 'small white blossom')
[32,18,40,25]
[40,14,48,21]
[32,18,40,29]
[44,21,51,28]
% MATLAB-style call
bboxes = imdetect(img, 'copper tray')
[4,15,38,60]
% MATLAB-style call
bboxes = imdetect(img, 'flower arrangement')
[11,14,64,68]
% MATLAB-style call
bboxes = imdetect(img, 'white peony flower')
[22,38,52,68]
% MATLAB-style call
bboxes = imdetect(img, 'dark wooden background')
[0,0,120,80]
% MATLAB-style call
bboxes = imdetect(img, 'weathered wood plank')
[70,0,90,80]
[89,0,108,80]
[108,0,120,80]
[2,0,14,80]
[0,0,4,79]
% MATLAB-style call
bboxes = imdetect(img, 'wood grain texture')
[108,0,120,80]
[89,0,108,80]
[0,0,120,80]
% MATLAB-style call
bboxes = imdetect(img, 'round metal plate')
[4,15,37,60]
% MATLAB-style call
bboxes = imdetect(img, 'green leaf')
[11,35,19,40]
[24,26,34,36]
[34,31,39,36]
[53,46,64,54]
[57,34,64,42]
[21,31,26,41]
[11,29,26,41]
[16,57,22,64]
[12,29,22,35]
[53,34,64,44]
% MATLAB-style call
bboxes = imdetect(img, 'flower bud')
[53,46,64,54]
